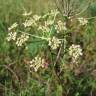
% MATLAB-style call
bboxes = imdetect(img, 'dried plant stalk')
[55,0,91,16]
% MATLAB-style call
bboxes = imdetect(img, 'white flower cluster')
[38,25,50,33]
[37,9,59,33]
[16,33,29,46]
[23,18,37,27]
[69,44,83,63]
[48,36,61,50]
[33,15,41,21]
[38,18,54,32]
[78,17,88,25]
[23,14,41,28]
[45,20,54,26]
[8,22,18,31]
[7,32,17,41]
[55,20,67,33]
[29,55,44,72]
[7,21,29,47]
[7,23,18,41]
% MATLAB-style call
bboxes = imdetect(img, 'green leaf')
[27,40,46,57]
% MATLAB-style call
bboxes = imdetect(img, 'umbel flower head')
[45,19,54,26]
[33,15,41,21]
[29,55,45,72]
[69,44,83,63]
[48,36,61,50]
[7,32,17,41]
[55,20,67,33]
[23,18,37,28]
[8,22,18,31]
[38,25,50,33]
[16,33,29,46]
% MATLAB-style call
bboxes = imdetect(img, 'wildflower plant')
[3,0,96,95]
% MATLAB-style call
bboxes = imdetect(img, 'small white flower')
[55,20,67,33]
[7,32,17,41]
[29,55,44,72]
[69,44,83,63]
[38,25,50,32]
[45,20,54,26]
[23,18,36,27]
[33,15,41,21]
[48,36,61,50]
[16,33,29,46]
[38,19,53,33]
[78,17,88,25]
[8,23,18,31]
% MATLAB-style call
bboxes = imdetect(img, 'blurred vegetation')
[0,0,96,96]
